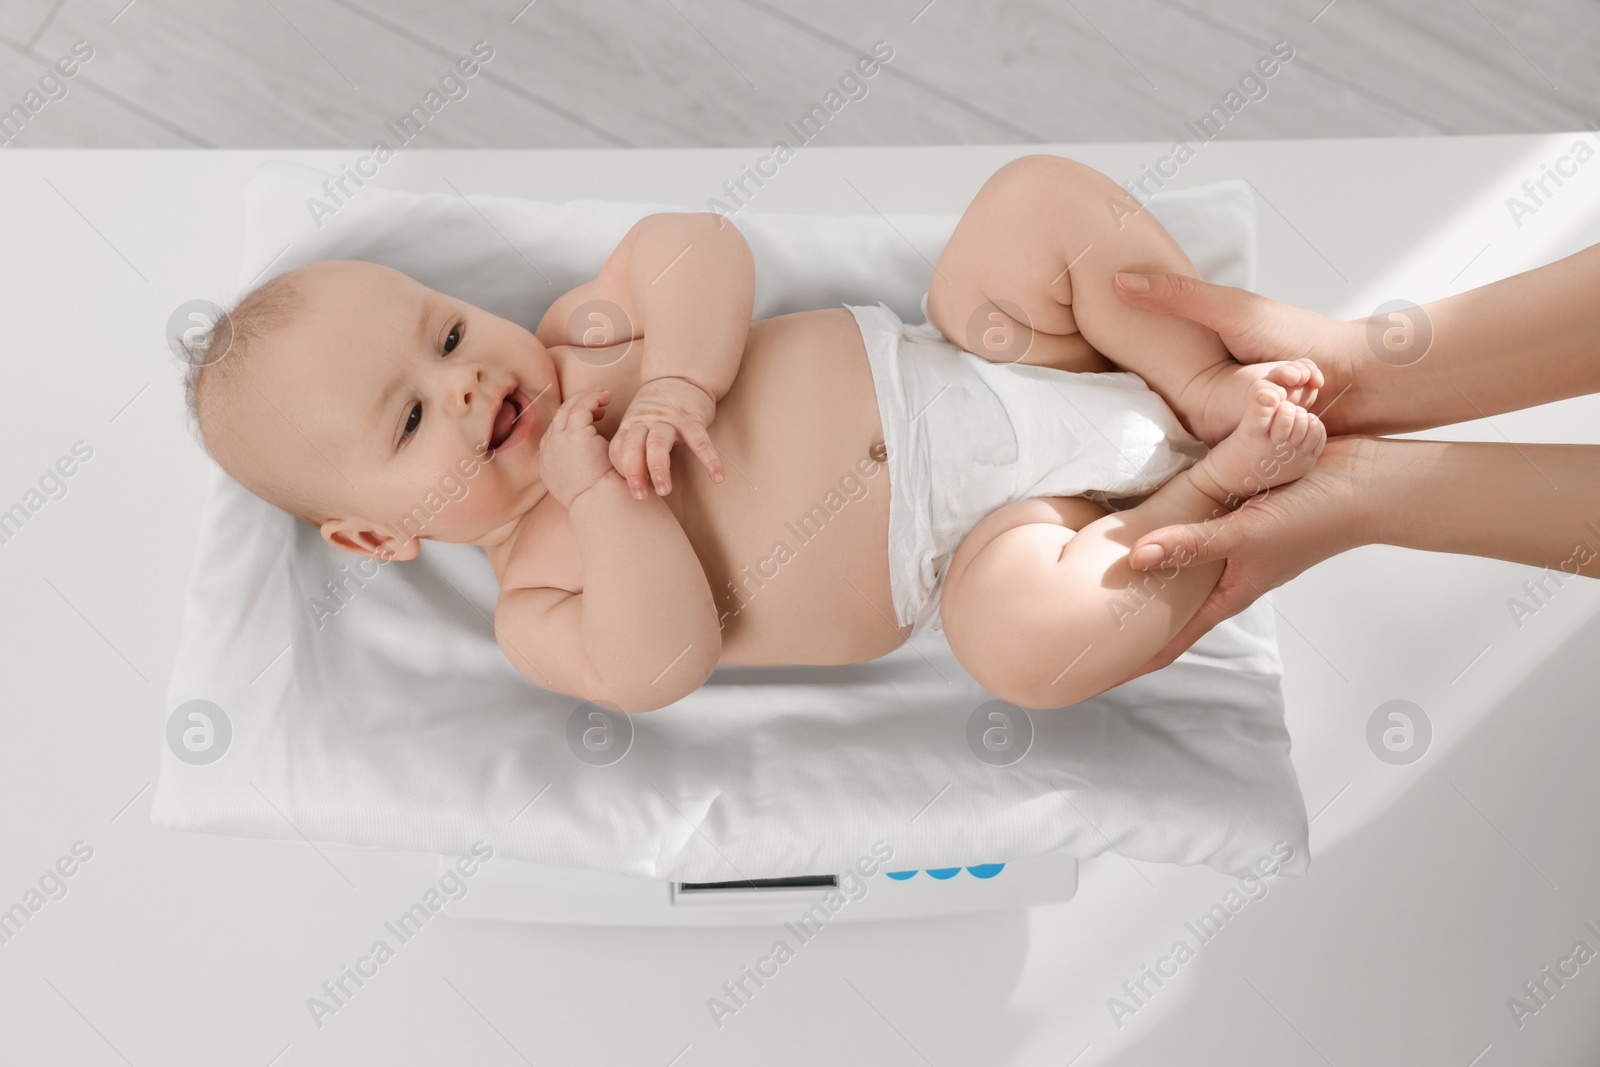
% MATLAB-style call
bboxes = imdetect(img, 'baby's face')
[240,261,561,551]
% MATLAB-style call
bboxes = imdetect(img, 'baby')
[186,155,1325,712]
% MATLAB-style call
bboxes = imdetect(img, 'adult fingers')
[1123,566,1259,680]
[1113,271,1270,341]
[1128,516,1239,572]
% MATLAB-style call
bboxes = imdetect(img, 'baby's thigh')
[927,155,1119,372]
[939,495,1111,706]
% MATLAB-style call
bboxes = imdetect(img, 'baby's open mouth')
[489,392,524,450]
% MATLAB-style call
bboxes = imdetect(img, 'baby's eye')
[402,402,422,439]
[443,325,462,356]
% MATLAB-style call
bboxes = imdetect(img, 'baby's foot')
[1188,381,1326,506]
[1179,359,1324,445]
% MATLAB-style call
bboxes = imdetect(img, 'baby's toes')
[1299,358,1324,391]
[1289,357,1325,392]
[1290,407,1311,449]
[1266,360,1322,407]
[1241,381,1285,436]
[1267,400,1301,446]
[1249,379,1287,409]
[1296,360,1324,406]
[1304,412,1328,457]
[1264,360,1305,387]
[1283,408,1324,458]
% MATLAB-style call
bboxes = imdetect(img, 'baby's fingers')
[646,423,676,495]
[683,421,725,483]
[554,387,609,432]
[571,388,610,426]
[610,423,651,499]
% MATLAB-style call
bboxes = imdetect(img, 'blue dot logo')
[966,863,1005,878]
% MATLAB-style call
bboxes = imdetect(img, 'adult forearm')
[1340,244,1600,436]
[568,470,721,708]
[1357,436,1600,575]
[632,212,755,401]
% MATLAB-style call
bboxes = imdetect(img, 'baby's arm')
[497,388,721,713]
[627,212,755,400]
[541,212,756,497]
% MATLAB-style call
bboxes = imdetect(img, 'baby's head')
[184,260,561,559]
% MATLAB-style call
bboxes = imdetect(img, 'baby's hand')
[609,375,725,498]
[539,388,617,508]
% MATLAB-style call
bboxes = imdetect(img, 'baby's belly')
[667,308,911,665]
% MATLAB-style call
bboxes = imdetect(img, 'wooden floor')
[0,0,1594,148]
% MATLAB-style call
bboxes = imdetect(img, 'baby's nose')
[445,363,484,413]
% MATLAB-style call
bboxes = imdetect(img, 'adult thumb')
[1127,518,1233,572]
[1114,271,1254,336]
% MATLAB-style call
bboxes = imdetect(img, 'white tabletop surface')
[2,137,1599,1066]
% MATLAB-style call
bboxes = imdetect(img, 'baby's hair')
[180,270,328,527]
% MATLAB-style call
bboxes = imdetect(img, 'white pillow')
[234,159,1255,327]
[152,162,1307,883]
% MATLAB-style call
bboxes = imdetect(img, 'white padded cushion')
[152,161,1308,881]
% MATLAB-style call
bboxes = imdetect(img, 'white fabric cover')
[151,161,1309,881]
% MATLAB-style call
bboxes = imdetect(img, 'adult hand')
[1122,435,1376,679]
[1114,272,1364,434]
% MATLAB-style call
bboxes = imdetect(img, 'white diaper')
[847,298,1205,638]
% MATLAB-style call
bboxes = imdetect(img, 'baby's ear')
[320,518,420,562]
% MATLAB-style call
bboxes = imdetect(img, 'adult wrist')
[1329,433,1392,550]
[1324,317,1376,437]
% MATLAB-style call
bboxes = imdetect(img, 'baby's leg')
[927,154,1321,444]
[940,383,1324,708]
